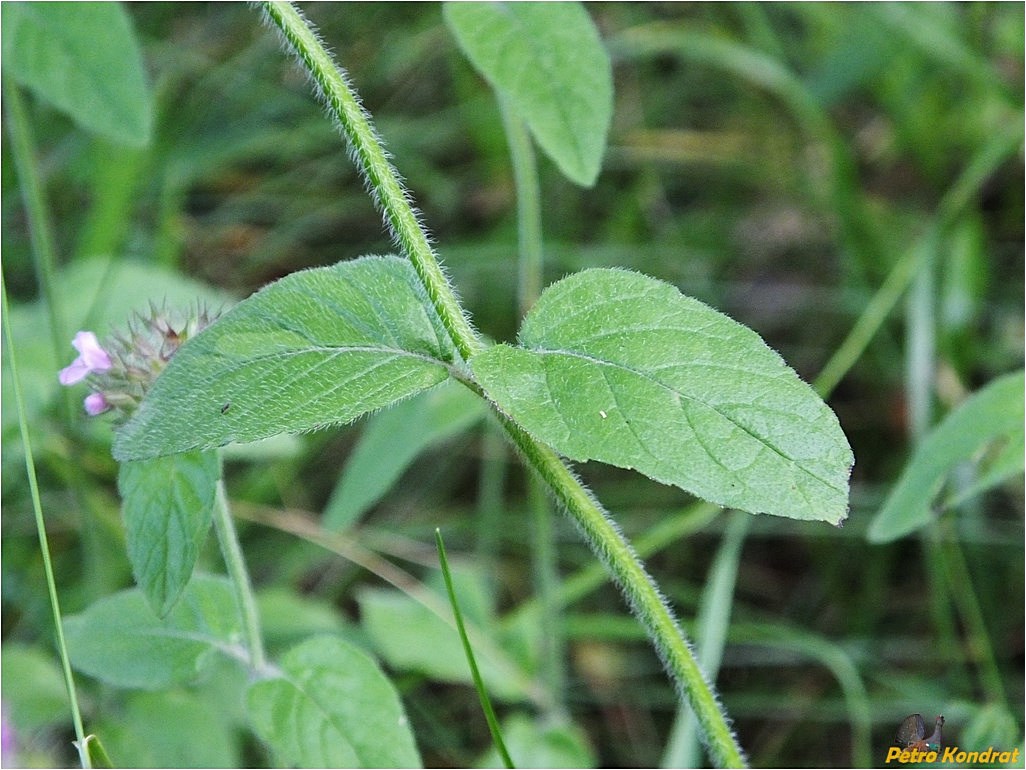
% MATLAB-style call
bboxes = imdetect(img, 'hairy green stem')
[1,272,91,769]
[261,0,482,362]
[498,418,745,766]
[211,475,267,672]
[662,512,749,768]
[261,3,746,765]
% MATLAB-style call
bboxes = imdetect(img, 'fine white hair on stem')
[258,1,481,363]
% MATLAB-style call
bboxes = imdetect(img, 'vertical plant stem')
[211,475,267,672]
[475,421,507,608]
[261,4,746,765]
[1,272,91,770]
[529,476,567,717]
[938,525,1008,705]
[498,97,544,319]
[905,232,936,441]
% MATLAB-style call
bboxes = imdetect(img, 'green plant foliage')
[435,528,513,768]
[0,644,70,732]
[444,2,612,187]
[959,703,1022,752]
[4,3,1022,768]
[476,713,596,769]
[246,636,422,769]
[357,585,531,703]
[117,451,219,616]
[94,690,239,768]
[868,369,1025,543]
[63,574,239,689]
[112,256,456,461]
[256,587,361,651]
[1,3,152,146]
[80,735,113,769]
[472,269,854,524]
[323,381,487,530]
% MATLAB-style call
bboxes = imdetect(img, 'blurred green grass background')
[2,3,1022,767]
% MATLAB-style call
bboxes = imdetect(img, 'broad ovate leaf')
[868,370,1024,543]
[114,256,456,460]
[2,3,152,146]
[63,574,238,689]
[471,269,853,524]
[444,2,613,187]
[246,636,421,768]
[118,450,219,617]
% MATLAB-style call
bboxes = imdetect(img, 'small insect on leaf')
[220,402,231,415]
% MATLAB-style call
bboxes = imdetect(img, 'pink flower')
[58,331,113,385]
[84,392,111,416]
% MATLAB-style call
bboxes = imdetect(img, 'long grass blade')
[1,271,91,769]
[435,528,515,769]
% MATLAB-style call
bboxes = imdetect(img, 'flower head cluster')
[58,304,219,421]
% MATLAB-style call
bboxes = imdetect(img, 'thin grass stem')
[436,529,515,769]
[1,272,91,769]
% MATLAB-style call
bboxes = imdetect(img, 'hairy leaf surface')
[471,269,853,523]
[444,2,612,187]
[114,256,455,460]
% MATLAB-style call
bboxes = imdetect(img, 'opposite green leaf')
[471,269,853,524]
[444,2,613,187]
[246,636,421,769]
[867,369,1024,543]
[113,256,456,461]
[63,574,239,689]
[118,450,219,617]
[2,2,152,146]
